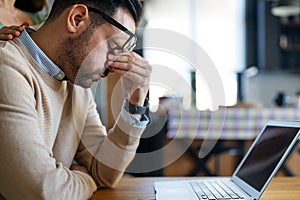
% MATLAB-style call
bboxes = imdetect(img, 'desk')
[91,177,300,200]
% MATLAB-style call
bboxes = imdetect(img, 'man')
[0,0,151,199]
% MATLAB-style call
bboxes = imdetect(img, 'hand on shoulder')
[0,22,29,40]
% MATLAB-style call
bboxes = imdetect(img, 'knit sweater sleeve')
[0,46,97,200]
[75,90,146,188]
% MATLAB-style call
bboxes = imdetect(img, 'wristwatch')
[125,98,148,115]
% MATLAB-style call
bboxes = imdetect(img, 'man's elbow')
[96,172,123,188]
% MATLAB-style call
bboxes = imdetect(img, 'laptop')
[154,120,300,200]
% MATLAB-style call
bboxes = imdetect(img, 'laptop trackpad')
[155,181,198,200]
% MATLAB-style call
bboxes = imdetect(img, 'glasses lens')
[122,36,137,52]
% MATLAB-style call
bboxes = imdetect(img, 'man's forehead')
[112,7,136,33]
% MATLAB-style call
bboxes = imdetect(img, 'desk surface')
[91,177,300,200]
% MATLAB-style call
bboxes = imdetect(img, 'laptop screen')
[235,125,299,191]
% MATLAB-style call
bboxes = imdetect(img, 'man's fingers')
[108,60,134,71]
[21,22,30,27]
[107,53,148,69]
[107,53,133,63]
[0,27,22,37]
[4,25,23,32]
[0,23,27,39]
[0,34,13,40]
[109,61,151,78]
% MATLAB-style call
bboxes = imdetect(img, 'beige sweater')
[0,38,145,200]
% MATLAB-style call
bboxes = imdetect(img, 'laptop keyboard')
[189,180,245,200]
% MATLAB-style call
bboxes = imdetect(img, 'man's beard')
[56,27,95,87]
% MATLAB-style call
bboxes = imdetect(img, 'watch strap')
[125,99,147,114]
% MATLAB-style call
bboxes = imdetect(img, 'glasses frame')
[87,6,137,52]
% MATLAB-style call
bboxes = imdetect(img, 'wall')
[244,71,300,107]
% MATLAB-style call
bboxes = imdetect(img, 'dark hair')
[14,0,48,13]
[46,0,142,27]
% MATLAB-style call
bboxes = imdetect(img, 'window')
[143,0,246,111]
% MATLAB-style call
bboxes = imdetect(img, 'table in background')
[167,107,300,140]
[90,177,300,200]
[165,107,300,176]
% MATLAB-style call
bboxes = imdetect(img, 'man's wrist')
[121,102,151,127]
[124,98,148,115]
[128,87,149,106]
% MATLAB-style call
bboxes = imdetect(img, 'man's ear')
[66,4,90,34]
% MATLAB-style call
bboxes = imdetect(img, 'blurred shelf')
[281,44,300,51]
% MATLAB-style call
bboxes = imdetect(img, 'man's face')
[60,7,136,88]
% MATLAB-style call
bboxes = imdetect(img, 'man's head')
[47,0,142,28]
[34,0,142,88]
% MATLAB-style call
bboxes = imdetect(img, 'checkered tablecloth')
[166,107,300,140]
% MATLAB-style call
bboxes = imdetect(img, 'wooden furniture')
[257,0,300,71]
[165,107,300,176]
[90,177,300,200]
[166,107,300,140]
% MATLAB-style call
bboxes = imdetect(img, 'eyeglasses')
[87,6,137,52]
[87,7,137,78]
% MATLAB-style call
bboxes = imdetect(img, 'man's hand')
[107,50,152,107]
[0,22,29,40]
[70,164,89,174]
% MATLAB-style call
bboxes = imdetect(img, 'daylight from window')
[143,0,245,111]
